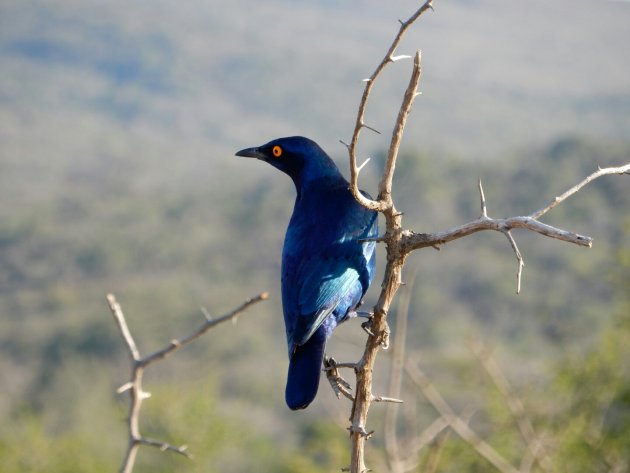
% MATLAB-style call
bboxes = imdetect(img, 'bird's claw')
[361,317,375,337]
[379,323,390,349]
[324,357,354,401]
[347,424,375,439]
[355,310,374,319]
[361,317,390,349]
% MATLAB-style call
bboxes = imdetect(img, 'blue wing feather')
[282,182,377,353]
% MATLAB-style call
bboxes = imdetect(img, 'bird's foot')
[323,357,354,401]
[354,310,374,319]
[379,321,391,350]
[359,312,375,337]
[360,316,390,349]
[347,423,375,439]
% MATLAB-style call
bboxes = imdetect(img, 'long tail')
[285,326,327,410]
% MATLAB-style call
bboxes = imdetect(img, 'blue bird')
[236,136,378,410]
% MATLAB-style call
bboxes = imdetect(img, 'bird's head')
[235,136,343,188]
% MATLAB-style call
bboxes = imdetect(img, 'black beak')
[235,146,265,159]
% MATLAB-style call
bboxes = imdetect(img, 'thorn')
[339,139,351,150]
[360,122,381,135]
[357,157,371,173]
[414,91,423,98]
[348,425,373,438]
[478,178,488,218]
[200,306,213,322]
[372,395,404,404]
[361,319,375,337]
[380,325,391,350]
[117,382,133,394]
[139,390,152,400]
[389,54,412,62]
[361,78,371,83]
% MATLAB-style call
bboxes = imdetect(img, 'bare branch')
[385,265,419,473]
[107,292,267,473]
[340,1,629,471]
[402,214,593,253]
[138,437,192,459]
[468,339,554,473]
[530,163,630,220]
[107,294,141,362]
[378,50,423,205]
[141,292,269,368]
[346,1,434,212]
[405,360,520,473]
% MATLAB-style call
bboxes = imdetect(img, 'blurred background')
[1,0,629,471]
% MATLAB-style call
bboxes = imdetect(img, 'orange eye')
[272,145,283,158]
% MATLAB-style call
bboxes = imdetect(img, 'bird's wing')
[291,241,367,347]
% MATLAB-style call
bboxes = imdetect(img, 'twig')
[384,264,419,473]
[405,360,520,473]
[530,164,630,220]
[399,163,629,293]
[347,1,434,212]
[140,292,269,368]
[348,46,426,473]
[340,1,629,471]
[106,292,268,473]
[468,339,554,473]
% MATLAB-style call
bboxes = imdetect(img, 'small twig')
[356,157,372,174]
[140,292,269,368]
[107,294,141,362]
[405,359,520,473]
[530,163,630,220]
[138,437,192,459]
[478,179,488,218]
[106,292,267,473]
[377,50,423,205]
[384,264,419,473]
[347,1,434,212]
[468,339,554,473]
[372,395,404,404]
[398,407,476,473]
[502,230,524,294]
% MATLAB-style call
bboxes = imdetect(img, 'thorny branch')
[107,292,268,473]
[339,1,630,472]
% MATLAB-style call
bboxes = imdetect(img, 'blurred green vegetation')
[1,0,629,471]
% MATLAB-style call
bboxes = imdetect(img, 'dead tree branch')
[340,1,630,471]
[468,339,554,473]
[384,265,419,473]
[106,291,268,473]
[405,360,520,473]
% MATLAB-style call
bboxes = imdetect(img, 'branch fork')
[106,292,267,473]
[336,1,630,471]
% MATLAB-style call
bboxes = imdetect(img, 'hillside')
[0,0,629,471]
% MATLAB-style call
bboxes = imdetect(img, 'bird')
[235,136,378,410]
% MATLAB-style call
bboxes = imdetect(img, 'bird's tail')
[285,326,327,410]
